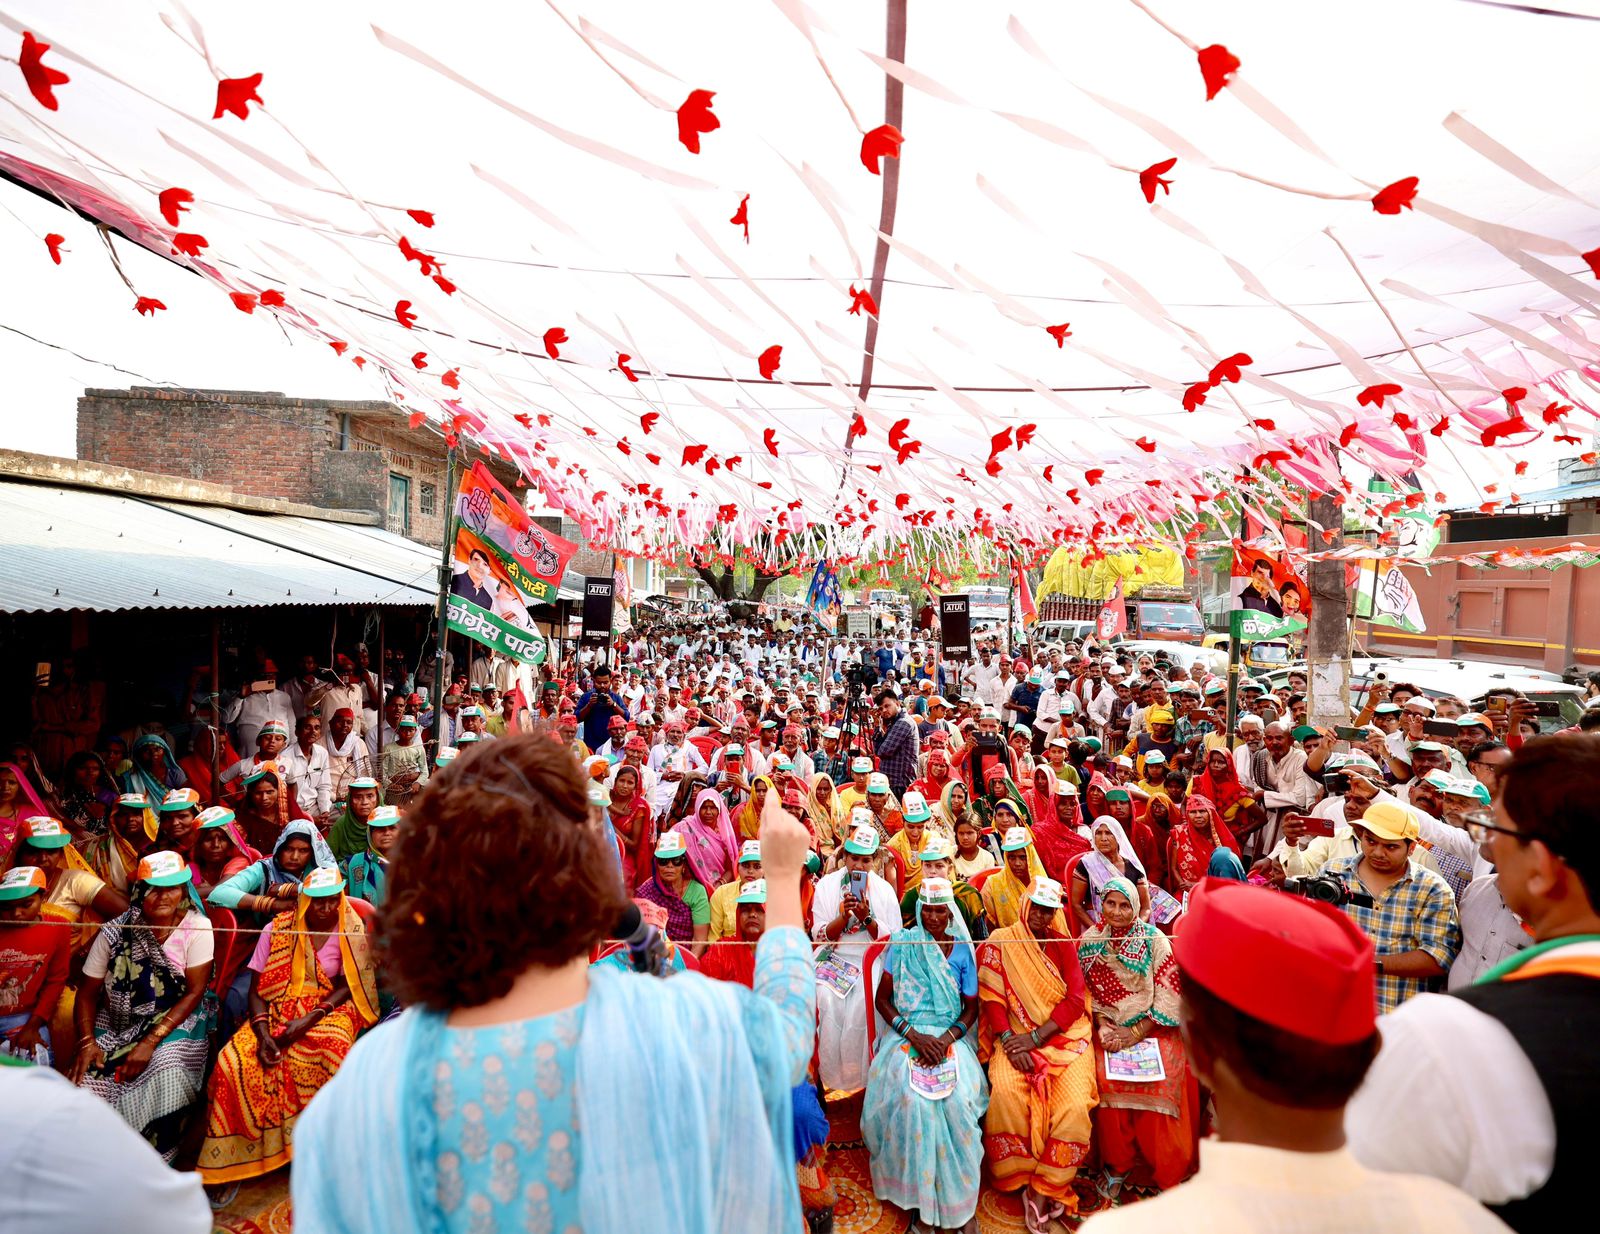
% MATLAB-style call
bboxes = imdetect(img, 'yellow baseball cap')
[1359,801,1420,843]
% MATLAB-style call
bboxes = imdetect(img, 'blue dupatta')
[291,928,810,1234]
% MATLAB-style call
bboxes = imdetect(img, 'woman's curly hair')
[377,732,629,1010]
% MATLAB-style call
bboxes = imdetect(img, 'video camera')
[844,662,879,691]
[1282,874,1374,909]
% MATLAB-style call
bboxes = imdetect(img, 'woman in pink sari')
[675,787,743,891]
[1024,763,1059,825]
[1166,794,1238,895]
[0,761,51,858]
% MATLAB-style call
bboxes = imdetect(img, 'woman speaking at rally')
[292,733,817,1233]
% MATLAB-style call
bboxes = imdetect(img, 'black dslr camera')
[845,663,878,690]
[1282,874,1374,909]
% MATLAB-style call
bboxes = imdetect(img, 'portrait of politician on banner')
[444,462,577,665]
[1230,539,1310,641]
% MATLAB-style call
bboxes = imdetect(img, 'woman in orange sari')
[1077,877,1196,1200]
[606,763,656,889]
[197,865,378,1184]
[977,876,1098,1233]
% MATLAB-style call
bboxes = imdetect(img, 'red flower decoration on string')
[1135,437,1157,452]
[763,428,780,457]
[1084,469,1105,486]
[1356,383,1403,409]
[43,233,65,264]
[640,411,659,435]
[1542,401,1574,423]
[395,300,417,329]
[849,413,867,438]
[895,439,920,465]
[158,188,193,227]
[730,195,750,243]
[847,285,878,317]
[1584,246,1600,280]
[1502,387,1527,409]
[19,33,69,111]
[133,297,166,316]
[171,233,208,258]
[230,292,257,313]
[1045,323,1072,347]
[441,369,460,390]
[542,327,567,360]
[618,354,639,382]
[398,236,440,276]
[260,289,285,307]
[406,209,435,228]
[1196,45,1240,101]
[860,124,904,174]
[213,73,264,121]
[758,345,782,380]
[411,352,428,369]
[1139,158,1177,204]
[1371,177,1419,215]
[682,444,708,466]
[1181,382,1210,412]
[1429,416,1451,437]
[433,275,456,295]
[1480,416,1533,446]
[329,340,348,355]
[676,90,719,154]
[1208,352,1252,384]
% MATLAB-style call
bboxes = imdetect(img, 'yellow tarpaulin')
[1038,546,1185,602]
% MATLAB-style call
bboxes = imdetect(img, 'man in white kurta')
[809,823,902,1095]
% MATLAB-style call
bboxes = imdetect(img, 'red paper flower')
[1139,158,1177,204]
[1356,383,1403,408]
[1045,323,1072,347]
[1084,468,1105,486]
[730,194,750,242]
[848,285,878,317]
[329,340,349,355]
[433,275,456,295]
[640,411,659,435]
[543,327,567,360]
[410,352,428,370]
[407,209,435,228]
[1181,382,1211,412]
[618,354,639,382]
[1196,44,1240,101]
[230,292,257,313]
[1584,246,1600,279]
[1208,352,1252,384]
[19,33,69,111]
[395,300,417,329]
[1135,437,1156,452]
[441,369,460,390]
[860,124,904,174]
[758,345,782,380]
[1480,415,1533,446]
[1542,401,1574,423]
[171,233,208,258]
[763,428,780,457]
[676,90,719,154]
[158,188,193,227]
[895,439,921,465]
[682,444,708,466]
[43,233,65,264]
[398,236,440,277]
[134,297,166,316]
[260,289,285,307]
[1429,416,1451,437]
[849,413,867,438]
[213,73,264,121]
[1371,177,1419,215]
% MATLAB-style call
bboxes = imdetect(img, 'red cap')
[782,787,804,808]
[333,707,356,720]
[261,659,279,675]
[1174,878,1376,1045]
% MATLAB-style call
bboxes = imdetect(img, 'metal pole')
[209,612,221,803]
[431,447,459,750]
[1306,490,1350,727]
[377,606,386,730]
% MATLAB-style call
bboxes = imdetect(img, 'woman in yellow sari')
[736,774,775,841]
[977,877,1098,1232]
[197,865,378,1184]
[805,772,848,857]
[80,791,152,894]
[980,817,1058,933]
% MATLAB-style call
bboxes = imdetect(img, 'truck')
[1038,584,1206,644]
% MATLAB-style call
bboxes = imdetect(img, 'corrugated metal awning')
[0,479,441,613]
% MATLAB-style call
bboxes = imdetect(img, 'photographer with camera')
[1312,800,1460,1012]
[873,688,920,800]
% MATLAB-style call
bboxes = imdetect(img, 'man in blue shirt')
[576,665,628,753]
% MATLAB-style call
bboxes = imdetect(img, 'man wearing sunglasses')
[1347,736,1600,1231]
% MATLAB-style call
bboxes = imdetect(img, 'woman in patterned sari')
[1077,877,1196,1198]
[197,865,378,1183]
[806,772,849,857]
[977,877,1098,1233]
[1167,794,1238,896]
[81,791,153,895]
[862,877,987,1233]
[979,817,1056,933]
[71,850,215,1162]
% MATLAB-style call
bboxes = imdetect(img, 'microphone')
[614,903,668,977]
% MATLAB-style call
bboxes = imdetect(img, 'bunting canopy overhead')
[2,0,1599,570]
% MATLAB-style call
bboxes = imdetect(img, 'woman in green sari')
[327,776,381,864]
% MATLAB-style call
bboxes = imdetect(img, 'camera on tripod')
[1282,874,1374,909]
[845,663,879,690]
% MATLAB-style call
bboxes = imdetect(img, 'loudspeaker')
[581,577,615,647]
[938,594,972,660]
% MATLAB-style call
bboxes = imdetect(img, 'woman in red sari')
[606,763,656,889]
[1190,741,1263,848]
[1023,763,1059,826]
[909,748,954,815]
[1167,794,1238,895]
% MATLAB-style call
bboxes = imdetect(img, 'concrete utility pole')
[1305,491,1350,726]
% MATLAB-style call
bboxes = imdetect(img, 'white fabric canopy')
[2,0,1598,569]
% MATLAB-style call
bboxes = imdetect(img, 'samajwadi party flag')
[1096,577,1128,641]
[1356,559,1427,634]
[445,462,577,665]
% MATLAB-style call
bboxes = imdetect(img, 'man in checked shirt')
[1318,799,1461,1013]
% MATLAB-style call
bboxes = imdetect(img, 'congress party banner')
[445,462,576,665]
[1230,539,1310,642]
